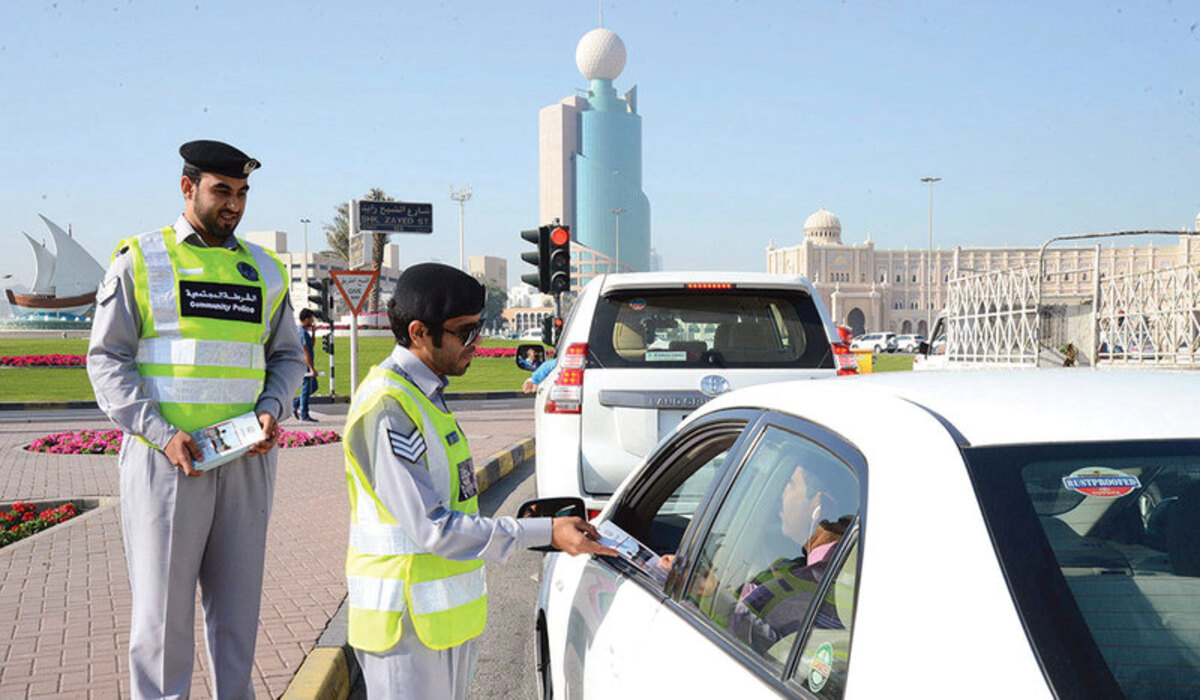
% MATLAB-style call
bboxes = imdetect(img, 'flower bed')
[277,428,342,448]
[0,354,87,367]
[0,501,79,548]
[26,428,341,455]
[472,346,556,358]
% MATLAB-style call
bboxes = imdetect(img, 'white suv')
[523,272,852,516]
[849,332,897,354]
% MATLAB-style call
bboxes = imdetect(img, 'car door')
[619,412,868,698]
[545,414,753,698]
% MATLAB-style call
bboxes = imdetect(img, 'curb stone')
[279,436,536,699]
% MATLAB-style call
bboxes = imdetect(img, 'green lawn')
[870,353,915,372]
[0,337,549,402]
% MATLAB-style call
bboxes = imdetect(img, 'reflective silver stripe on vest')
[347,575,407,613]
[139,230,181,337]
[136,337,266,370]
[140,376,262,404]
[350,522,422,556]
[242,241,284,343]
[408,567,486,616]
[354,374,452,505]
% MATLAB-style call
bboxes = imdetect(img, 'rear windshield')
[588,289,833,369]
[965,440,1200,699]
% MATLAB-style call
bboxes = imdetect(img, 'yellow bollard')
[853,350,874,374]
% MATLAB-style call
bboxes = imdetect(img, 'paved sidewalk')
[0,401,534,698]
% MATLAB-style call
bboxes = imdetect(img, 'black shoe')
[299,416,319,423]
[292,408,299,420]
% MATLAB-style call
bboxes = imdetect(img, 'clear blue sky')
[1,0,1197,297]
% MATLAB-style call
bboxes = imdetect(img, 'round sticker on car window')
[808,642,834,692]
[628,298,646,311]
[1062,466,1140,498]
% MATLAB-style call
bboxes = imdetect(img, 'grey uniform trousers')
[119,435,276,699]
[354,612,478,700]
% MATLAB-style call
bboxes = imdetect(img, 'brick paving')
[0,399,534,698]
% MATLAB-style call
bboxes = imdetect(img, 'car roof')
[693,369,1200,446]
[593,271,817,295]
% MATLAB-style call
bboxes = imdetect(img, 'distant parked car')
[849,332,896,354]
[895,334,926,353]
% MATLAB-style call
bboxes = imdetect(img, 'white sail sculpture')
[5,215,106,318]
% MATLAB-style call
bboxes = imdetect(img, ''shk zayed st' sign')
[354,200,433,234]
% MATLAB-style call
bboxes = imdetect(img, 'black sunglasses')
[443,316,487,346]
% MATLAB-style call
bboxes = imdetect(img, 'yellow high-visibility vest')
[115,227,287,438]
[343,366,487,652]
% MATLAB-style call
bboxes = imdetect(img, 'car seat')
[1166,482,1200,576]
[714,319,777,363]
[613,320,647,361]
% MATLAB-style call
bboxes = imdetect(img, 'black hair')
[182,163,202,185]
[388,296,445,348]
[298,308,315,322]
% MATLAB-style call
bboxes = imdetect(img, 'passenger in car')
[725,460,856,653]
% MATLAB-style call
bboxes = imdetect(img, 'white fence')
[940,232,1200,369]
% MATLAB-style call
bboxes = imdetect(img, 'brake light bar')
[684,283,735,290]
[546,343,587,413]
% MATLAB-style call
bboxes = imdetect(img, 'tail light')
[832,329,858,376]
[587,509,602,520]
[546,343,587,414]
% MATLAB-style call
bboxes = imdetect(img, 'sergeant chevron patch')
[387,427,426,463]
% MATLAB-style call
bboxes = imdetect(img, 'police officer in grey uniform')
[88,141,305,698]
[345,264,615,699]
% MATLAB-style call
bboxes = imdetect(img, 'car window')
[588,290,833,369]
[681,425,860,677]
[607,422,745,581]
[790,539,858,698]
[966,441,1200,698]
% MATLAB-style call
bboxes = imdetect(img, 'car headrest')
[1166,482,1200,576]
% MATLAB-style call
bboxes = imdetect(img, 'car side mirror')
[517,496,585,520]
[518,497,586,552]
[515,343,546,372]
[918,341,930,356]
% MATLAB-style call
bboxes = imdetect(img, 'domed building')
[767,206,1200,337]
[540,25,652,289]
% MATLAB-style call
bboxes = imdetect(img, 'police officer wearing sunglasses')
[340,263,615,699]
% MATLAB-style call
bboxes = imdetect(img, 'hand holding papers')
[596,521,670,584]
[191,412,265,471]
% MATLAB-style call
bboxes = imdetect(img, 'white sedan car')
[527,371,1200,699]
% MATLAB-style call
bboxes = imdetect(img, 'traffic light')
[548,225,571,294]
[520,227,549,292]
[322,333,334,356]
[308,278,331,324]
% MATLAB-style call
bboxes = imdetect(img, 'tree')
[322,188,393,314]
[483,281,508,332]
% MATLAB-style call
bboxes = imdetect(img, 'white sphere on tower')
[576,28,626,80]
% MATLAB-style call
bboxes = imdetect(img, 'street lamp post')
[450,185,473,271]
[920,177,941,335]
[300,218,311,289]
[611,208,626,273]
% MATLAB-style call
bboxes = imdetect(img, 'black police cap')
[179,140,261,178]
[391,263,485,326]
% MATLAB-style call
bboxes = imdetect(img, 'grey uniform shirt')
[87,214,306,448]
[350,344,552,562]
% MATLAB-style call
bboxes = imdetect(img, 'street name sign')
[330,269,379,316]
[354,200,433,235]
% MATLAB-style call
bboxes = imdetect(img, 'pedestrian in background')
[294,308,319,421]
[341,263,615,699]
[87,140,306,698]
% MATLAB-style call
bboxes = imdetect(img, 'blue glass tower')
[540,28,651,276]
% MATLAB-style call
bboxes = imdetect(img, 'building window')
[896,274,901,283]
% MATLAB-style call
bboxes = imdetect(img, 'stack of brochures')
[596,521,669,584]
[192,412,264,471]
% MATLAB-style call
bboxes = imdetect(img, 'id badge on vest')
[179,280,263,323]
[457,458,478,502]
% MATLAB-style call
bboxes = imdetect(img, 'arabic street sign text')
[355,200,433,234]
